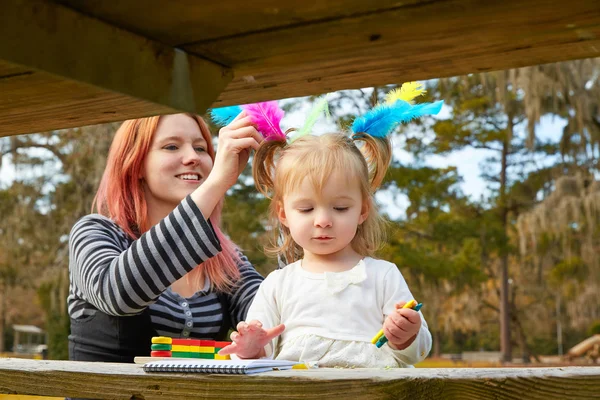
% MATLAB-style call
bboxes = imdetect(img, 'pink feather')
[241,101,286,141]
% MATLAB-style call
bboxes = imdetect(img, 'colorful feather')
[351,99,443,138]
[241,101,286,141]
[384,82,426,105]
[210,105,243,126]
[289,96,330,143]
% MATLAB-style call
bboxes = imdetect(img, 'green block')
[151,344,172,351]
[171,351,215,359]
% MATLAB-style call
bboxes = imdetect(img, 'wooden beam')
[53,0,427,45]
[183,0,600,106]
[0,0,232,137]
[1,359,599,400]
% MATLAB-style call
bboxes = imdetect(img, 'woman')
[68,112,264,362]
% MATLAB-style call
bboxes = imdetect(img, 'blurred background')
[1,58,599,369]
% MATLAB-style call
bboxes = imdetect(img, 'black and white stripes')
[68,196,263,338]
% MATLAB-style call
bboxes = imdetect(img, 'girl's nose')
[314,211,333,228]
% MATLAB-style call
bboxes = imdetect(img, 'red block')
[151,350,172,357]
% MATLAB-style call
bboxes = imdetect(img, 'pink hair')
[93,114,240,293]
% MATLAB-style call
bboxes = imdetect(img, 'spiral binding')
[143,362,248,374]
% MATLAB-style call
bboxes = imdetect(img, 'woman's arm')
[69,196,221,317]
[226,252,265,326]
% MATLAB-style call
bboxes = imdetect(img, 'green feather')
[289,96,330,143]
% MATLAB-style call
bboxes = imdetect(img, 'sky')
[0,92,567,220]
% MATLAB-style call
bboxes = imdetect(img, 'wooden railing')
[0,358,599,399]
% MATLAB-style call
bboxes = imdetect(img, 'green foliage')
[548,257,588,288]
[37,281,69,360]
[589,321,600,336]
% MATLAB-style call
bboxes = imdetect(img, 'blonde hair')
[253,133,392,263]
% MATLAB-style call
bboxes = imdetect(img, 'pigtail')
[252,139,286,198]
[352,134,392,191]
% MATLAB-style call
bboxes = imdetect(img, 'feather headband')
[210,82,442,142]
[351,82,443,138]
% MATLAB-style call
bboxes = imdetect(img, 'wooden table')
[0,358,599,399]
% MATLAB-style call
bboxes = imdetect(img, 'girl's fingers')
[217,342,238,355]
[248,320,263,329]
[397,308,420,324]
[383,325,403,343]
[265,324,285,340]
[236,321,249,334]
[394,301,408,309]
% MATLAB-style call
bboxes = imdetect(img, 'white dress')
[245,257,432,368]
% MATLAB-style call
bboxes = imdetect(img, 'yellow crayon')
[402,299,417,310]
[371,329,384,344]
[370,300,418,344]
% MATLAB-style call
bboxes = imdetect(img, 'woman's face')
[141,114,213,212]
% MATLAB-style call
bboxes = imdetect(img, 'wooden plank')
[182,0,600,105]
[0,358,599,400]
[53,0,426,45]
[0,0,232,137]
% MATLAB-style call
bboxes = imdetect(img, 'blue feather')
[210,105,243,126]
[351,100,443,138]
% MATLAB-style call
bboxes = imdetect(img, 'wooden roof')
[2,0,599,136]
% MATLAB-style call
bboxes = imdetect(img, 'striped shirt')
[68,195,263,339]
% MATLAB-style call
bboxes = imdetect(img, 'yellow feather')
[384,82,426,105]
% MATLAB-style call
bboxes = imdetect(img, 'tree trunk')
[499,116,512,363]
[0,281,5,353]
[433,329,441,358]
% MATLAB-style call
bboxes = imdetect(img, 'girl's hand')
[218,320,285,359]
[383,301,422,350]
[206,112,263,192]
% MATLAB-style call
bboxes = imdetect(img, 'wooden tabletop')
[0,358,599,399]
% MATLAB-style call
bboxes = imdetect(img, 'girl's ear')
[358,200,370,225]
[276,201,289,227]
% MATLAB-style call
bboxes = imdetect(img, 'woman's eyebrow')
[157,135,183,143]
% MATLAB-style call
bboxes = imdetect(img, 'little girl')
[213,84,441,367]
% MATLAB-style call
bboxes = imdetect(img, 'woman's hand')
[191,112,262,218]
[206,112,263,192]
[383,301,422,350]
[218,320,285,359]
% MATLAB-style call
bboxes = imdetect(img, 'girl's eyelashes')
[296,206,349,213]
[163,144,178,151]
[195,147,206,153]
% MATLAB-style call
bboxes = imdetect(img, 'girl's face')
[277,169,369,260]
[141,114,213,213]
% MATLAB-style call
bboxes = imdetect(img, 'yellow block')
[171,345,216,353]
[214,354,230,360]
[171,345,192,352]
[151,336,172,344]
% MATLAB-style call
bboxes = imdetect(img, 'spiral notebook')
[143,358,298,374]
